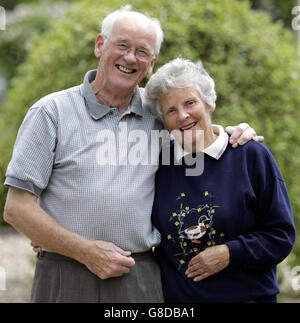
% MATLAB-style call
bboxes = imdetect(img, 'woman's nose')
[178,109,189,121]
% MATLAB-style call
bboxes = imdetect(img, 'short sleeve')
[5,105,57,197]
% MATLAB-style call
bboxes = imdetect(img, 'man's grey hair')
[101,4,164,55]
[145,57,217,123]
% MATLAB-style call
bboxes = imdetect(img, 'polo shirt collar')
[174,124,229,163]
[82,69,144,120]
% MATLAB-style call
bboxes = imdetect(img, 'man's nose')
[123,48,137,63]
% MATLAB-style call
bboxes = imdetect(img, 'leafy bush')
[0,1,70,82]
[0,0,299,267]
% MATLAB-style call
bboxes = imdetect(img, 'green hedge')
[0,0,299,266]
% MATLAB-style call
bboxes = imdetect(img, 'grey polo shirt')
[5,70,162,252]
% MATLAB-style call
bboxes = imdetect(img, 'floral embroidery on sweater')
[167,191,225,270]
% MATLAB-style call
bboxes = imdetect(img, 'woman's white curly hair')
[145,57,217,123]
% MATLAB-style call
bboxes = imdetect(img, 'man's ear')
[147,55,158,75]
[94,34,105,58]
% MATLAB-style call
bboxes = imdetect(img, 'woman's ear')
[94,34,105,58]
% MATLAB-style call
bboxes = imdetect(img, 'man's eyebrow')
[114,37,152,50]
[114,37,129,42]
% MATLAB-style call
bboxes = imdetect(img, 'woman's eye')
[166,109,175,115]
[186,101,195,106]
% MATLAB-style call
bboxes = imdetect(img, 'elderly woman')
[145,58,295,303]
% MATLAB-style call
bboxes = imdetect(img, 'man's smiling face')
[95,15,157,94]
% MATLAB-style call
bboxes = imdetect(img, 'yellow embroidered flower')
[193,248,198,252]
[207,241,212,246]
[172,212,177,217]
[185,206,189,211]
[167,235,172,239]
[181,193,185,197]
[180,259,185,264]
[220,233,225,237]
[211,209,215,214]
[197,208,201,212]
[181,213,186,217]
[212,230,216,234]
[204,191,209,196]
[183,242,187,246]
[206,224,210,228]
[175,221,180,226]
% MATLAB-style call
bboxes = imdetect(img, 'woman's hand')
[185,244,230,282]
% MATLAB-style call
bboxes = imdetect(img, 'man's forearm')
[4,187,136,280]
[4,187,89,263]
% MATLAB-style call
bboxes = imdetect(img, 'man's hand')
[80,240,135,280]
[185,244,230,282]
[225,123,264,148]
[31,239,135,280]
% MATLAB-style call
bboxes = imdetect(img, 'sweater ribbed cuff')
[225,240,245,267]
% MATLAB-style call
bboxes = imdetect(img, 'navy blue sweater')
[152,141,295,303]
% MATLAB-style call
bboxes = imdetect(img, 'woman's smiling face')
[160,86,215,151]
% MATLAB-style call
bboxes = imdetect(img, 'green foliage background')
[0,0,299,267]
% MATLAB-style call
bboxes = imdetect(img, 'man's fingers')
[111,245,135,267]
[225,123,251,135]
[85,240,135,279]
[224,125,235,135]
[114,253,135,267]
[225,123,260,147]
[114,245,133,257]
[226,126,243,145]
[111,246,134,265]
[105,263,131,277]
[97,259,134,279]
[237,122,251,131]
[253,135,264,143]
[237,128,255,145]
[81,240,137,280]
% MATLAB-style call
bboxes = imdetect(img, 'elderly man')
[3,6,262,303]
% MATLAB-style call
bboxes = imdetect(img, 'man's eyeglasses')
[104,37,154,62]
